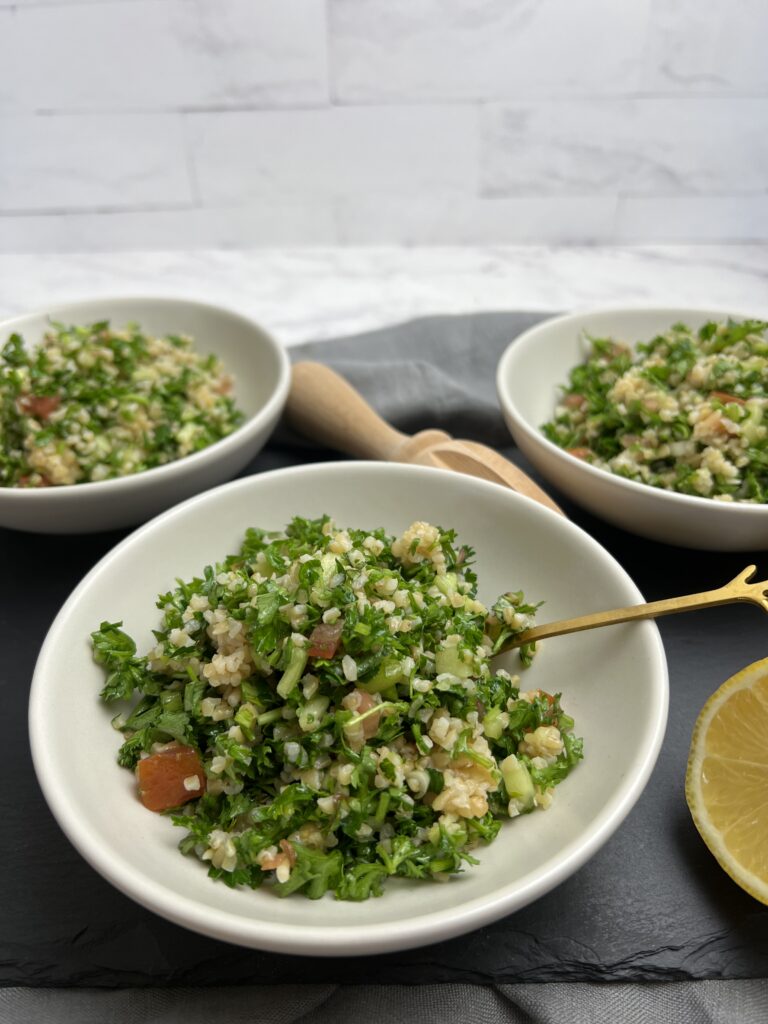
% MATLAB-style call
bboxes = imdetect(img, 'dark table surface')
[2,440,767,988]
[2,311,767,987]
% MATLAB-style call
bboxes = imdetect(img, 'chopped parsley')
[0,320,243,487]
[93,516,582,901]
[542,319,768,502]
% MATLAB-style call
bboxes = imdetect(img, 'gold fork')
[500,566,768,652]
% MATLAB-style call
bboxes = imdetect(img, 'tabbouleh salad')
[542,319,768,502]
[93,516,582,901]
[0,320,243,487]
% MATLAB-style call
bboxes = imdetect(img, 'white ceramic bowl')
[30,462,668,956]
[0,296,290,533]
[497,308,768,550]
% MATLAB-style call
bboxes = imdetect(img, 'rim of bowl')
[29,461,669,956]
[497,306,768,519]
[0,295,291,500]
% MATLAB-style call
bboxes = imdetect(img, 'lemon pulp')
[686,657,768,905]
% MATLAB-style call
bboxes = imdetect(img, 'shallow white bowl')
[30,462,668,956]
[496,308,768,550]
[0,296,290,533]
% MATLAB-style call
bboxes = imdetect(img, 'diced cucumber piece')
[309,552,340,605]
[435,572,458,597]
[500,754,535,811]
[321,552,338,584]
[742,402,765,444]
[257,707,283,727]
[435,644,474,680]
[276,646,308,698]
[160,691,183,713]
[482,707,505,740]
[298,695,330,733]
[358,657,405,694]
[234,702,258,741]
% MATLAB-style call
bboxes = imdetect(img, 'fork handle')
[506,565,764,649]
[287,362,449,460]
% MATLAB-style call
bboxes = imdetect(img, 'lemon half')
[686,657,768,905]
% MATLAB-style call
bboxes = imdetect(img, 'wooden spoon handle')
[287,362,448,460]
[503,565,768,650]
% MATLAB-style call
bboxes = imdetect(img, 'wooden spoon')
[287,362,563,515]
[286,366,766,651]
[499,565,768,652]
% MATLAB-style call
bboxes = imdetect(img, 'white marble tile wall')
[0,0,765,251]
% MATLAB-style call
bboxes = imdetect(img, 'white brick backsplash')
[0,1,123,5]
[7,195,766,251]
[616,196,768,243]
[0,0,327,113]
[188,106,477,203]
[0,204,336,252]
[481,99,768,196]
[0,0,766,247]
[643,0,768,95]
[3,2,140,5]
[330,0,649,102]
[335,196,617,245]
[0,114,191,211]
[0,11,13,112]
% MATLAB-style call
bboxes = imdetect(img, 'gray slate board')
[2,312,767,987]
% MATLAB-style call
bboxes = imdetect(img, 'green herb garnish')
[93,517,582,900]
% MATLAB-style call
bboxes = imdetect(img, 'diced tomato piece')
[17,394,60,420]
[355,689,381,739]
[17,474,51,488]
[307,621,343,659]
[342,689,382,746]
[566,447,592,460]
[135,742,206,812]
[562,393,586,409]
[710,390,745,406]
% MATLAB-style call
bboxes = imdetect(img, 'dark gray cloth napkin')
[2,312,767,997]
[277,310,547,449]
[4,979,768,1024]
